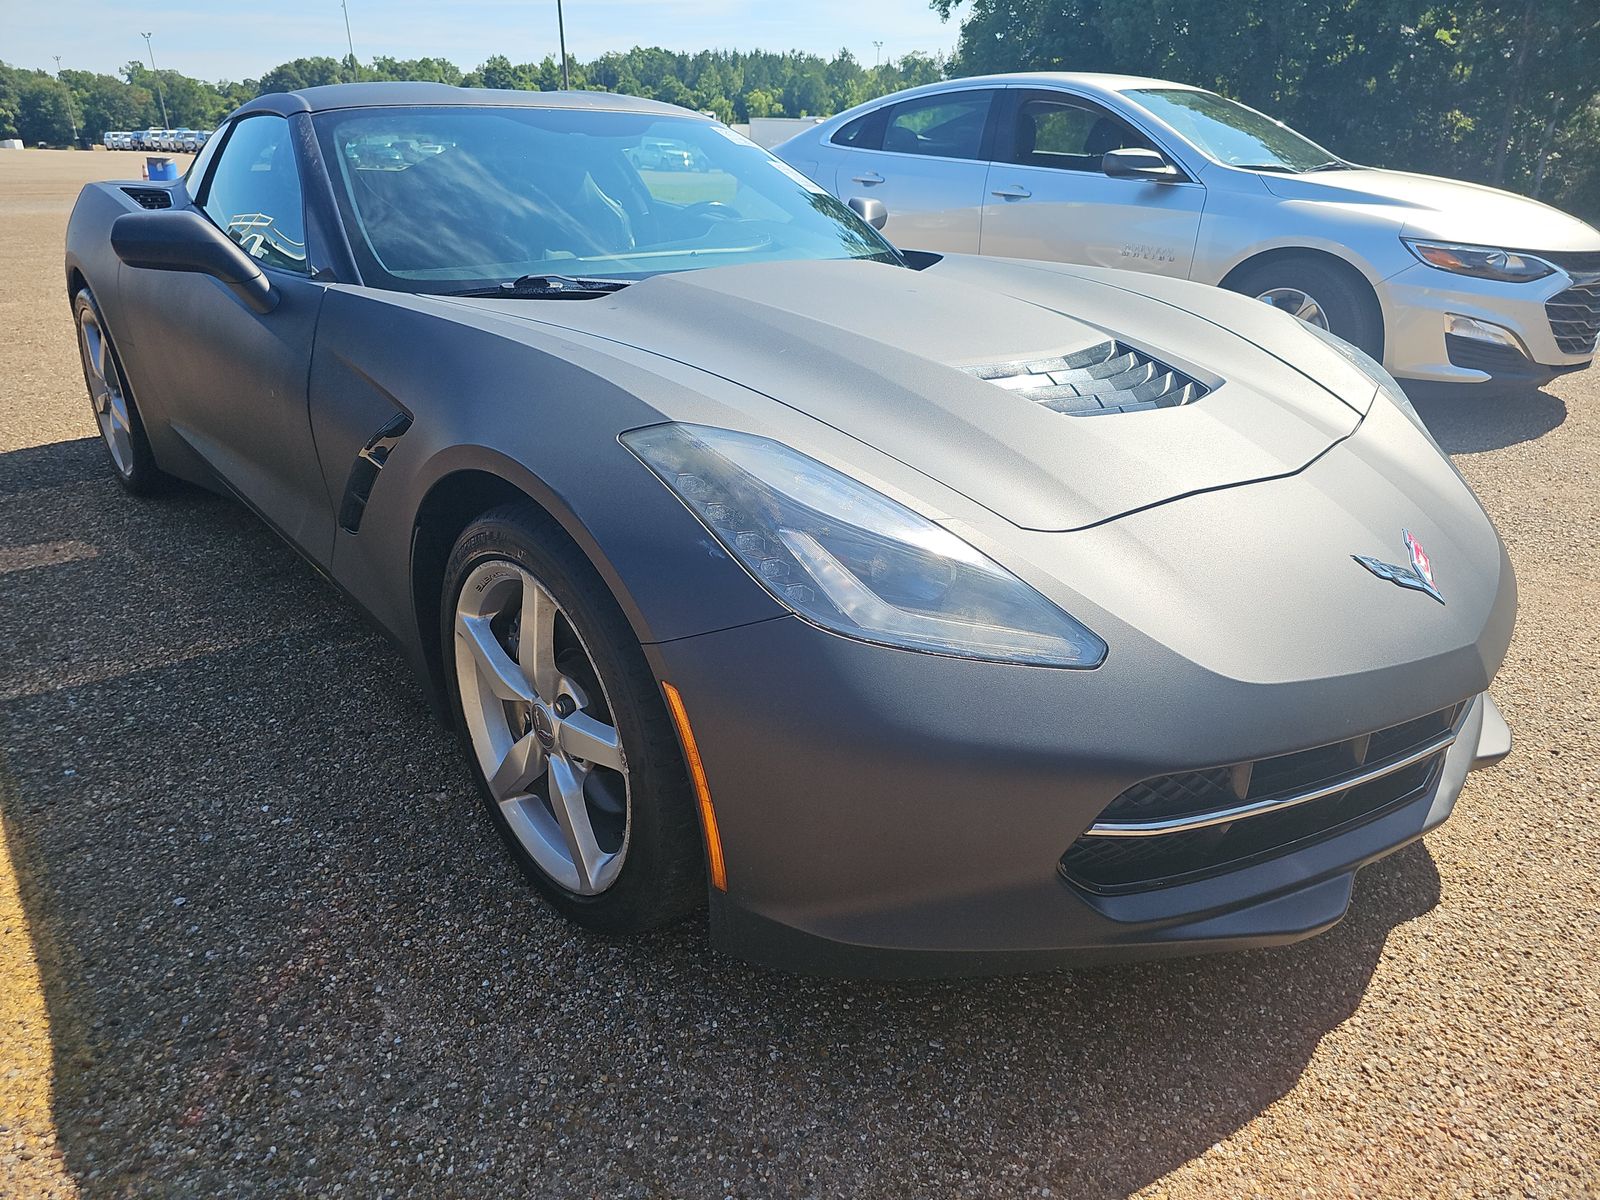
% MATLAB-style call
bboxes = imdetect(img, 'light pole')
[140,32,170,128]
[53,55,80,144]
[873,40,883,67]
[556,0,570,89]
[340,0,356,67]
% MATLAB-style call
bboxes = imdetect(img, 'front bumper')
[646,606,1511,979]
[1378,261,1596,384]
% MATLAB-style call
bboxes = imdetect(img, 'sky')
[6,0,960,80]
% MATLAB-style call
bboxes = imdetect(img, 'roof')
[232,82,700,120]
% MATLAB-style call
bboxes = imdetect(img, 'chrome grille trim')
[1082,723,1461,839]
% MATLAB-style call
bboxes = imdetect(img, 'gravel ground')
[1,151,1597,1199]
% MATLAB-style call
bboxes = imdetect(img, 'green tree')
[16,73,75,144]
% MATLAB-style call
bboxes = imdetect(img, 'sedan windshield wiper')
[446,274,631,298]
[1301,160,1351,172]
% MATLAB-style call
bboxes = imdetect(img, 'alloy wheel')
[1255,286,1330,330]
[453,559,630,894]
[76,305,136,478]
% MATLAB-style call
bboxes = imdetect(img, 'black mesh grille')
[121,187,172,209]
[1530,248,1600,276]
[962,342,1207,415]
[1546,282,1600,355]
[1445,334,1533,375]
[1060,705,1461,893]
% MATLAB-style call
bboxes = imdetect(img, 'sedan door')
[979,89,1206,278]
[116,113,334,558]
[830,88,999,254]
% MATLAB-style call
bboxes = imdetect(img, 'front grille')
[121,186,172,209]
[1546,281,1600,355]
[1060,704,1463,893]
[1529,248,1600,277]
[961,341,1207,415]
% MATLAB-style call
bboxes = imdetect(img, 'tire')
[72,287,163,494]
[1227,254,1385,361]
[441,502,704,933]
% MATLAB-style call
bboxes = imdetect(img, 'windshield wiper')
[446,274,631,298]
[1233,163,1300,173]
[1301,160,1351,172]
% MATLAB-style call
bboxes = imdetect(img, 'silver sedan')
[775,72,1600,388]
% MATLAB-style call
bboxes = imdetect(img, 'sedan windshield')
[312,105,898,292]
[1123,88,1342,173]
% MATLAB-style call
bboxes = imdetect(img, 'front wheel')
[1228,255,1385,361]
[73,288,162,493]
[441,503,704,933]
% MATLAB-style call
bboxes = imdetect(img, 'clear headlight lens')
[623,424,1107,667]
[1402,239,1555,283]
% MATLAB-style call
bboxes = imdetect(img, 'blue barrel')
[146,156,179,181]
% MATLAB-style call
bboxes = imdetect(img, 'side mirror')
[1101,147,1180,181]
[110,209,278,314]
[848,196,888,230]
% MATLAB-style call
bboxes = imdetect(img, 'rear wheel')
[73,288,161,493]
[441,503,704,933]
[1228,254,1385,360]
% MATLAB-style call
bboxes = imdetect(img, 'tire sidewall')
[73,288,159,493]
[1233,258,1384,360]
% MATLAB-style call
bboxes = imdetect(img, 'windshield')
[1124,89,1340,172]
[312,105,898,292]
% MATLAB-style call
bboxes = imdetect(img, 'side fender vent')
[962,341,1208,415]
[121,187,173,210]
[338,412,413,534]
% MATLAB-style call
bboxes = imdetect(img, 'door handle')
[991,185,1032,199]
[851,171,885,185]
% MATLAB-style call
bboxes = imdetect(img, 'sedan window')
[197,115,308,274]
[1005,96,1154,171]
[881,91,993,161]
[1125,88,1340,173]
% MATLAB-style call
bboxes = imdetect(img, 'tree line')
[2,0,1595,221]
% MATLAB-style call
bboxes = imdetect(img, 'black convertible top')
[233,81,699,120]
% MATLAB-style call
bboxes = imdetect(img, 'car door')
[979,89,1206,278]
[118,113,335,559]
[830,88,999,254]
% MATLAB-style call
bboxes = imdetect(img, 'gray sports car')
[65,83,1514,977]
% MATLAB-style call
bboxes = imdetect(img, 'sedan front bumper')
[646,609,1509,979]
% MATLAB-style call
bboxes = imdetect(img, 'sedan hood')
[477,256,1372,531]
[1258,167,1600,251]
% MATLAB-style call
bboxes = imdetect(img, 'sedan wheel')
[454,559,630,895]
[441,504,705,931]
[1255,286,1329,331]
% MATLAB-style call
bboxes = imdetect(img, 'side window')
[881,91,993,161]
[199,115,308,274]
[1007,95,1154,171]
[831,109,886,150]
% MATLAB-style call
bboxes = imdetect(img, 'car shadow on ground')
[1,437,1444,1197]
[1405,380,1567,453]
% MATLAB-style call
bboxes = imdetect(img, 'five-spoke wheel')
[72,288,159,492]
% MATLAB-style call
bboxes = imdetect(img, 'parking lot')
[1,151,1596,1197]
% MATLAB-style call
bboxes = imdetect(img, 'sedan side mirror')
[110,209,278,314]
[1101,148,1180,181]
[848,196,889,230]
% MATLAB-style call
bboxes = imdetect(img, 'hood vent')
[121,186,173,210]
[962,340,1207,416]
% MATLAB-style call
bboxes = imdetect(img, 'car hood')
[463,255,1377,532]
[1257,167,1600,251]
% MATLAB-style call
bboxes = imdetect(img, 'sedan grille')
[1546,281,1600,355]
[962,341,1207,415]
[1059,703,1465,893]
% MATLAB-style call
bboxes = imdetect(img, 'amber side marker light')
[661,681,726,892]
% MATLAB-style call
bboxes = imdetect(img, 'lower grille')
[1445,334,1533,376]
[1060,704,1464,893]
[1546,281,1600,355]
[962,341,1207,415]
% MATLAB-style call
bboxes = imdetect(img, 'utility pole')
[873,40,883,67]
[557,0,571,89]
[340,0,357,67]
[53,55,80,144]
[140,32,170,127]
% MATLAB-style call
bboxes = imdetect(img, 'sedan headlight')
[1402,238,1555,283]
[623,424,1107,667]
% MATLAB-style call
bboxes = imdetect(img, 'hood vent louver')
[961,340,1207,416]
[121,186,173,210]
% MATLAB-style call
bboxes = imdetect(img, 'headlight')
[1301,321,1433,439]
[1402,238,1554,283]
[623,424,1107,668]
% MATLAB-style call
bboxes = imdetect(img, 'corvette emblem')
[1353,530,1444,604]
